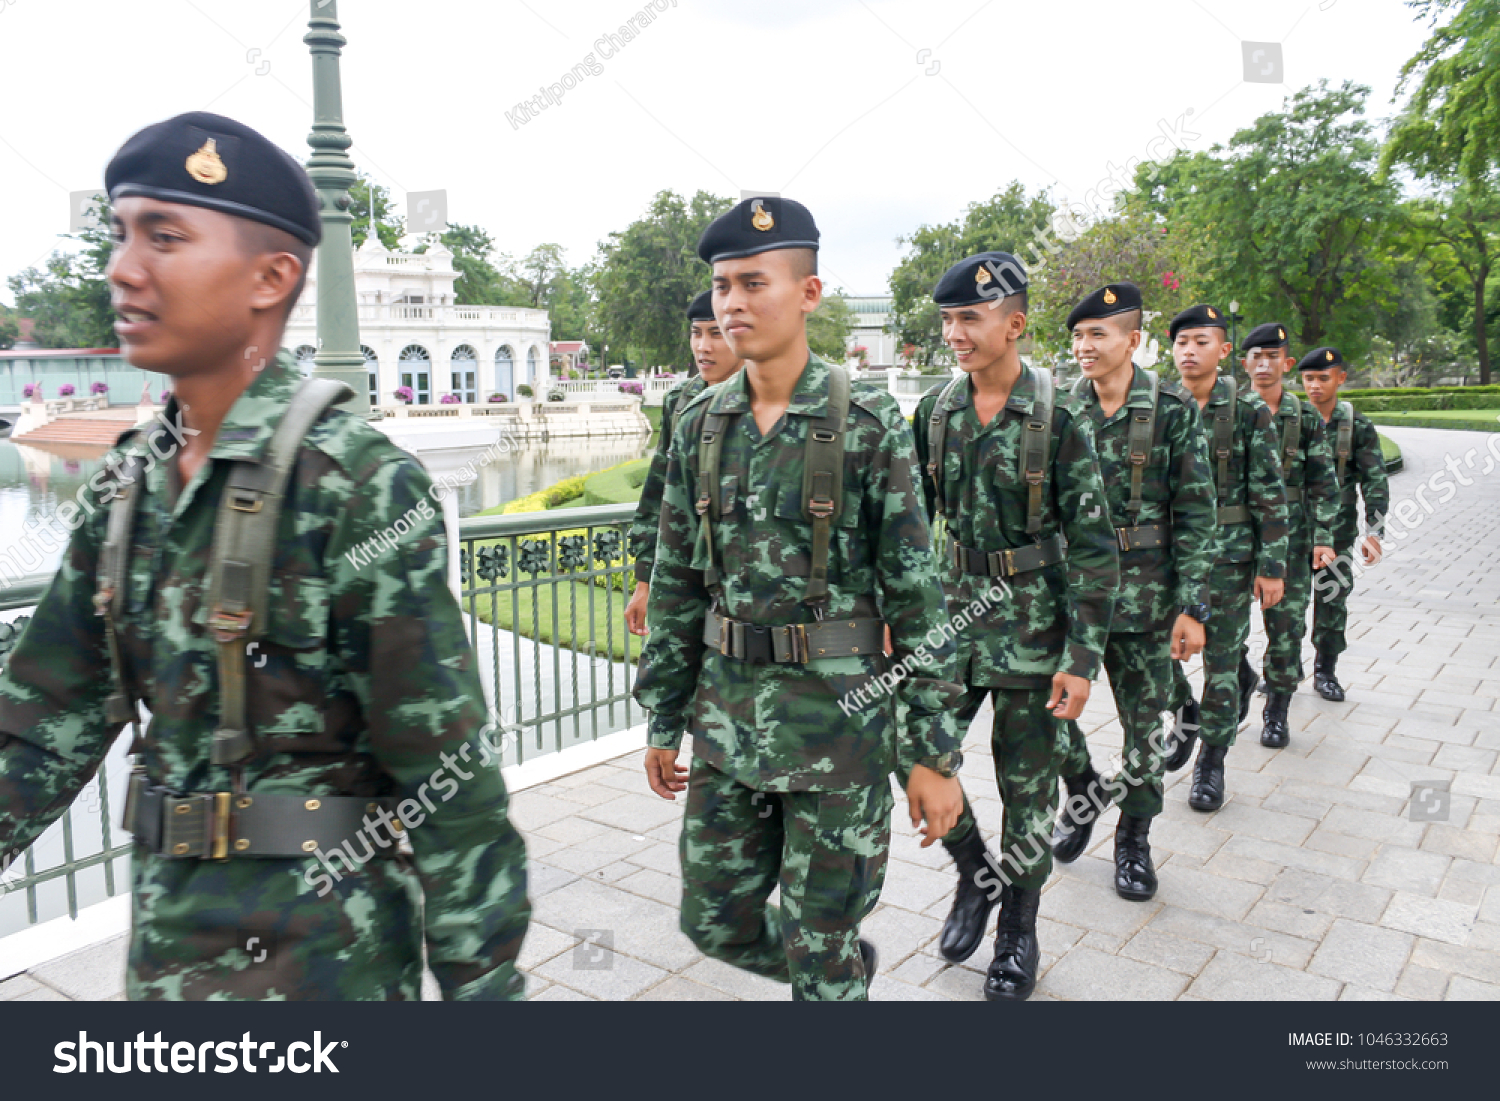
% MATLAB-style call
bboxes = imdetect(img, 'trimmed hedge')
[1364,410,1500,433]
[580,457,650,507]
[1345,388,1500,412]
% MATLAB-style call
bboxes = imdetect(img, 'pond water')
[0,434,651,578]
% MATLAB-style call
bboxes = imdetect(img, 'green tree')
[1136,82,1399,361]
[889,183,1055,364]
[1383,0,1500,186]
[807,291,855,362]
[0,303,18,350]
[7,197,115,348]
[592,189,732,371]
[420,223,509,305]
[349,176,404,249]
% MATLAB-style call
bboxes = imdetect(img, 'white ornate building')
[283,237,552,406]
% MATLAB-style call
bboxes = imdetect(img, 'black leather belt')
[703,611,885,664]
[1217,504,1251,525]
[123,772,400,860]
[948,533,1064,577]
[1285,485,1303,503]
[1115,522,1169,552]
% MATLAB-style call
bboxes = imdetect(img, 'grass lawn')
[465,581,637,664]
[1365,409,1500,432]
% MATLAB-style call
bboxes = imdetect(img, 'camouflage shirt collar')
[1208,374,1235,405]
[707,351,834,416]
[1076,365,1156,412]
[942,364,1038,416]
[194,350,302,463]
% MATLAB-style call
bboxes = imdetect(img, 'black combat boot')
[1188,743,1228,812]
[1113,814,1158,901]
[937,824,1000,964]
[1261,691,1291,748]
[1050,766,1104,864]
[859,938,878,992]
[1314,651,1345,701]
[983,884,1041,1002]
[1238,654,1259,723]
[1162,698,1200,772]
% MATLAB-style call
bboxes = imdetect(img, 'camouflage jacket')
[1266,387,1338,550]
[629,376,705,583]
[632,353,962,793]
[913,369,1118,686]
[1071,366,1217,634]
[0,353,529,1001]
[1196,376,1289,577]
[1325,403,1390,548]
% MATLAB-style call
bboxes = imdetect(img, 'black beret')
[106,111,322,246]
[1242,322,1291,353]
[1168,303,1229,341]
[1066,282,1142,331]
[697,196,819,264]
[932,251,1027,307]
[1297,346,1346,372]
[687,290,715,321]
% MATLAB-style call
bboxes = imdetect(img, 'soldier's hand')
[625,581,651,636]
[1311,545,1337,570]
[906,766,963,847]
[1047,673,1090,720]
[1254,576,1285,609]
[1359,535,1383,566]
[1171,615,1205,661]
[644,747,688,799]
[883,624,893,657]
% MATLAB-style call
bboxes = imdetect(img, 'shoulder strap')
[1211,376,1236,501]
[205,377,353,768]
[1279,391,1301,483]
[95,454,148,748]
[1335,401,1354,483]
[694,407,730,595]
[1125,369,1160,525]
[801,364,849,608]
[926,375,967,521]
[1022,366,1054,535]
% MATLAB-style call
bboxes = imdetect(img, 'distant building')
[844,295,898,369]
[283,237,552,405]
[551,340,590,373]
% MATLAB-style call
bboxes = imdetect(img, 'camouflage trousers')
[1169,561,1255,749]
[678,758,891,1001]
[1060,627,1173,819]
[1254,536,1313,694]
[945,684,1061,891]
[1311,541,1356,657]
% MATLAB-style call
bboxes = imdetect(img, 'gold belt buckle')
[211,791,231,861]
[790,623,809,663]
[1002,548,1018,576]
[718,617,734,657]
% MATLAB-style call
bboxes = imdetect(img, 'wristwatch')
[1179,603,1211,623]
[916,751,964,778]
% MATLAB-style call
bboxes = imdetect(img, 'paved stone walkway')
[5,425,1498,1002]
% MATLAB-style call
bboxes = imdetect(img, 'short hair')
[784,247,817,280]
[1114,308,1142,333]
[235,219,313,319]
[1001,288,1028,315]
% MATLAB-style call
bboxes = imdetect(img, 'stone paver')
[14,426,1500,1000]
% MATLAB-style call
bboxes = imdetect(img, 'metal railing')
[0,503,642,932]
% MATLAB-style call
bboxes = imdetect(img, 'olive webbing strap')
[1279,390,1302,484]
[95,454,147,748]
[694,410,730,594]
[1335,401,1354,485]
[800,364,849,609]
[925,374,967,521]
[1022,366,1054,535]
[1211,376,1237,503]
[205,378,353,767]
[1124,369,1160,525]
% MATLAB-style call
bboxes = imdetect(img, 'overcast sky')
[0,0,1436,306]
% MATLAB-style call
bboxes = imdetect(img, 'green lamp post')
[304,0,369,416]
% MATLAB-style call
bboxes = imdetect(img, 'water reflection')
[0,434,650,577]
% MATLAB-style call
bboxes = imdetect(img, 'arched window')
[398,344,431,404]
[362,345,379,407]
[293,344,318,378]
[527,346,540,388]
[495,344,515,398]
[450,344,477,403]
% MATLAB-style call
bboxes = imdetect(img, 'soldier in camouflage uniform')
[1239,324,1338,745]
[912,252,1118,1000]
[625,290,743,636]
[1300,347,1390,701]
[1049,284,1217,902]
[1164,305,1288,813]
[634,197,965,1002]
[0,113,529,1000]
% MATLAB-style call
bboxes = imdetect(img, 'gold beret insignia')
[1206,307,1218,319]
[1103,288,1117,305]
[751,202,774,231]
[186,139,227,185]
[975,265,992,286]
